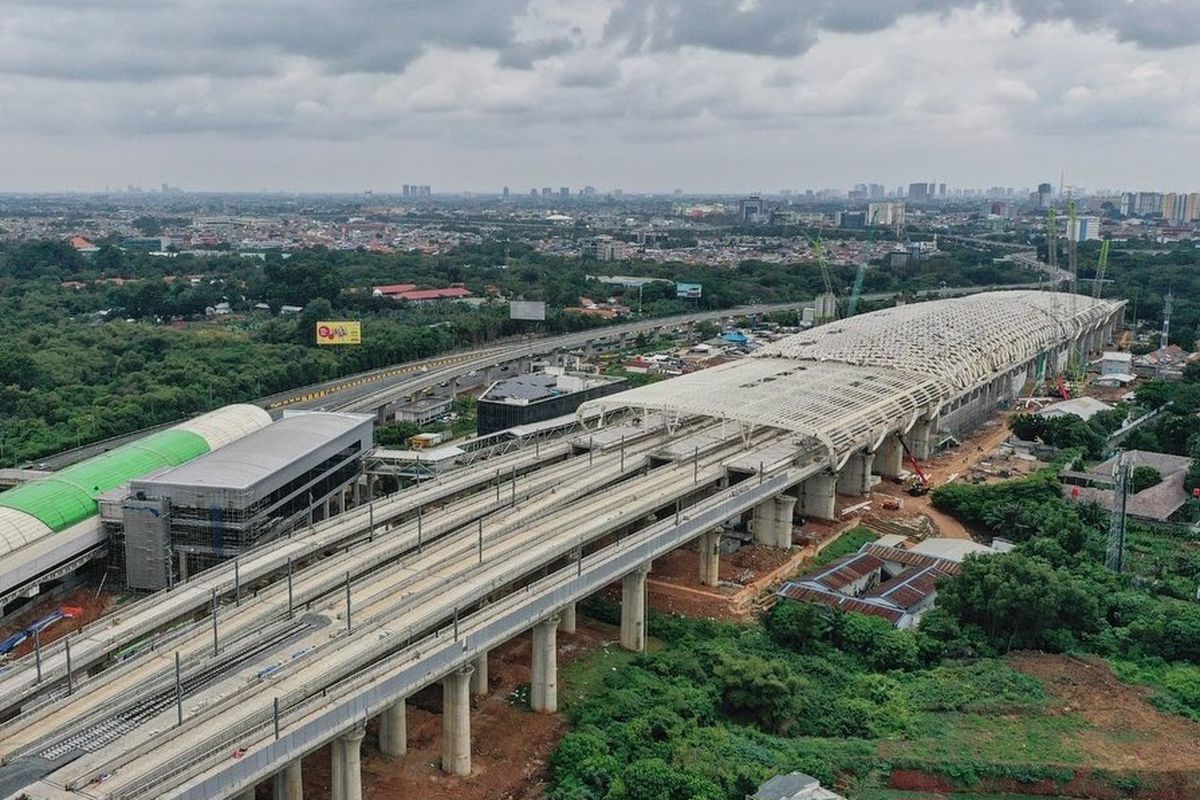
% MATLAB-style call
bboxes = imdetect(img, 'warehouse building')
[0,405,272,611]
[476,369,626,435]
[117,411,374,589]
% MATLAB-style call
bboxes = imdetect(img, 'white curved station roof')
[580,291,1123,457]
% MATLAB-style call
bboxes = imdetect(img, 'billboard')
[316,320,362,345]
[676,282,703,299]
[510,300,547,321]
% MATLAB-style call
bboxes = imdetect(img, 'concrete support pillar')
[274,760,303,800]
[620,563,651,652]
[470,651,489,695]
[908,417,937,460]
[773,495,797,548]
[837,451,875,496]
[178,550,189,582]
[560,602,577,635]
[379,699,407,758]
[874,435,903,478]
[331,726,364,800]
[800,472,837,521]
[530,615,560,713]
[752,500,777,546]
[441,666,474,776]
[330,737,344,800]
[699,529,721,586]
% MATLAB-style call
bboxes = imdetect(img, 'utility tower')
[1161,291,1174,350]
[1106,452,1131,573]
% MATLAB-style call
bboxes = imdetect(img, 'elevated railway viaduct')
[0,291,1123,800]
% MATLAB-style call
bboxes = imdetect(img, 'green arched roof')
[0,429,210,532]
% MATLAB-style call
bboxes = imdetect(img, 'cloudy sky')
[2,0,1197,193]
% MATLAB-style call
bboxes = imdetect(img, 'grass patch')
[559,641,643,712]
[1110,657,1200,722]
[809,525,878,568]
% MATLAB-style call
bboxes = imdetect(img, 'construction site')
[0,290,1129,800]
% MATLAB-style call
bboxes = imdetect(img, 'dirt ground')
[1009,653,1200,771]
[867,413,1023,542]
[290,620,617,800]
[0,586,116,660]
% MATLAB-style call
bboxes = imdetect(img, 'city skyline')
[3,1,1200,192]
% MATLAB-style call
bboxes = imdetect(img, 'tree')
[375,421,421,446]
[1136,380,1174,410]
[935,552,1103,652]
[1130,465,1163,495]
[1183,362,1200,384]
[712,653,806,733]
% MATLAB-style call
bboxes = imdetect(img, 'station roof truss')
[580,291,1123,459]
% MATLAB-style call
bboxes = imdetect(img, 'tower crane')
[846,231,877,318]
[1046,208,1058,273]
[809,235,839,322]
[1091,239,1111,300]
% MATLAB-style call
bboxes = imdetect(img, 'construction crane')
[1091,239,1111,299]
[846,231,877,318]
[809,235,839,322]
[1046,208,1058,273]
[1066,199,1079,299]
[896,435,931,496]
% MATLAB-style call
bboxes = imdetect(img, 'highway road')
[31,284,1038,470]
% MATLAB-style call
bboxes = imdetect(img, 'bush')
[1131,465,1163,495]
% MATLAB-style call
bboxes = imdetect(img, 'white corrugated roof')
[140,412,373,491]
[580,292,1123,458]
[174,404,273,450]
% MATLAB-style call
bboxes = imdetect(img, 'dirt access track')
[1009,653,1200,773]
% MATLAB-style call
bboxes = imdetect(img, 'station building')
[0,405,271,612]
[114,411,374,589]
[476,369,626,435]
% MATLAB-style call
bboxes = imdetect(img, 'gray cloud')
[0,0,1197,191]
[603,0,1200,55]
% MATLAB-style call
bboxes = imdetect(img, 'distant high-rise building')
[867,202,905,227]
[1162,193,1188,224]
[868,183,885,199]
[530,188,538,197]
[559,187,570,198]
[907,182,930,201]
[738,195,766,224]
[1036,182,1053,208]
[582,186,596,196]
[612,189,624,198]
[1135,191,1162,216]
[849,183,868,200]
[502,186,510,197]
[1067,215,1102,242]
[938,182,947,198]
[1185,193,1200,222]
[541,187,553,198]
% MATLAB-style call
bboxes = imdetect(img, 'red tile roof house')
[372,284,473,302]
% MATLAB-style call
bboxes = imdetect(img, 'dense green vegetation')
[548,466,1200,799]
[0,237,1037,465]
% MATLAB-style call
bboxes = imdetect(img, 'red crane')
[896,435,930,496]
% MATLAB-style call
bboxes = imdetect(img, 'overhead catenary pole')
[175,651,183,726]
[211,588,219,656]
[234,558,240,607]
[345,571,352,632]
[287,557,294,618]
[65,637,73,695]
